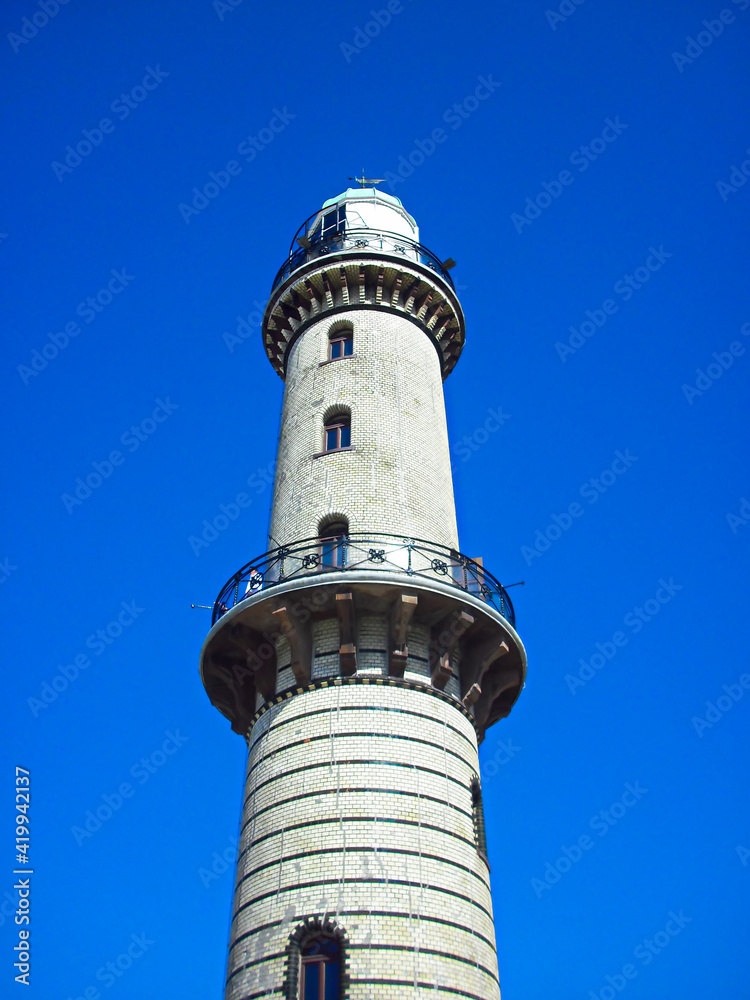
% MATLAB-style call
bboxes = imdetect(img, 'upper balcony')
[271,228,456,292]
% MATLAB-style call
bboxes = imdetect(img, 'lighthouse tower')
[200,187,527,999]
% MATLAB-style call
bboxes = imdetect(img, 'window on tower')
[471,778,489,863]
[328,325,353,360]
[323,411,351,452]
[319,519,349,569]
[320,204,346,242]
[299,935,340,999]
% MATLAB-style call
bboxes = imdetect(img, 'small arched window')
[324,412,351,452]
[319,519,348,569]
[300,935,340,998]
[471,777,488,862]
[328,325,353,360]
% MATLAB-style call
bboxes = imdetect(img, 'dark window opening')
[300,936,340,999]
[471,778,488,861]
[319,520,348,569]
[324,415,351,452]
[329,328,353,360]
[320,205,346,241]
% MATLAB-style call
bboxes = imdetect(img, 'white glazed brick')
[225,685,500,999]
[269,310,459,550]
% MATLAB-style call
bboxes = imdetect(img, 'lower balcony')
[212,533,516,627]
[200,535,525,741]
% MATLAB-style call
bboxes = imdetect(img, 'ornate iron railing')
[211,533,515,627]
[271,229,455,291]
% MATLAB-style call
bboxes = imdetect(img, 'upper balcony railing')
[271,229,456,292]
[211,533,515,627]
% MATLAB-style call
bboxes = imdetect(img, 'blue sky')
[2,0,749,996]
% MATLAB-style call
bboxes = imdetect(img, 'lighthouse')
[199,187,527,999]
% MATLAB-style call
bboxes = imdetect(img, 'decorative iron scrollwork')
[212,533,514,627]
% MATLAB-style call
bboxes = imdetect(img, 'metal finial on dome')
[348,170,385,188]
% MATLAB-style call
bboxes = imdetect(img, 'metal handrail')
[271,229,455,291]
[211,533,514,627]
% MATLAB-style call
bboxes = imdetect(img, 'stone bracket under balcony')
[200,566,526,743]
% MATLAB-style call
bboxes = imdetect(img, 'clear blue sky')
[2,0,749,996]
